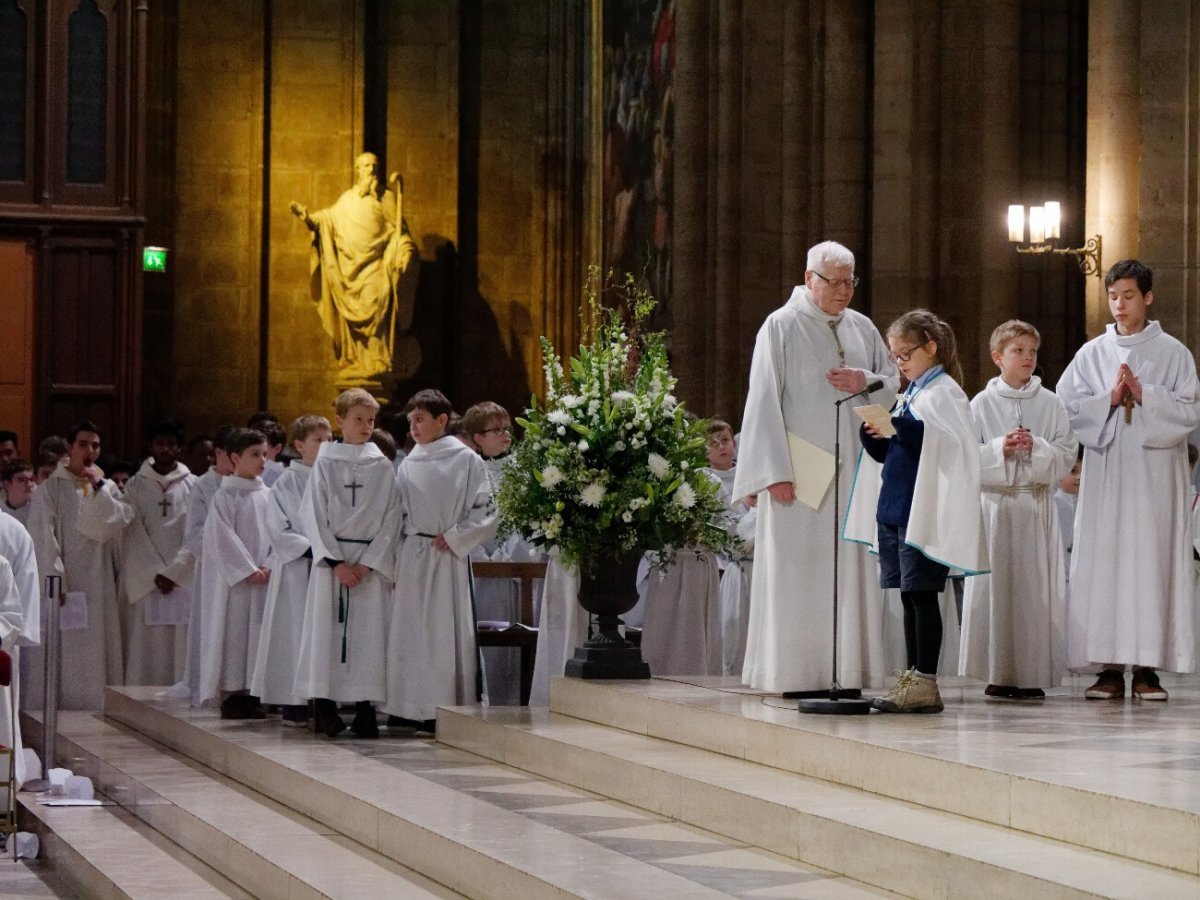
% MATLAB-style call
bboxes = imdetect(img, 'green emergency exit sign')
[143,246,168,272]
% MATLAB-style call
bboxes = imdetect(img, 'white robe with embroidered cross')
[121,460,195,685]
[732,286,898,691]
[294,442,397,703]
[250,463,314,706]
[197,476,271,702]
[1057,321,1200,672]
[959,377,1077,687]
[25,466,133,709]
[384,436,495,722]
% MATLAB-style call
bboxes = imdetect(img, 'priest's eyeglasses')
[813,271,860,290]
[889,345,926,364]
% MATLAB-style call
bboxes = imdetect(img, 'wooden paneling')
[0,238,35,449]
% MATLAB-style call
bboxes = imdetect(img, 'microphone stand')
[798,381,881,716]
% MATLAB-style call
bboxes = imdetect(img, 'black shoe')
[219,693,245,719]
[313,698,347,737]
[244,695,267,719]
[1015,687,1046,699]
[281,704,308,727]
[984,684,1020,698]
[419,719,437,735]
[350,701,379,738]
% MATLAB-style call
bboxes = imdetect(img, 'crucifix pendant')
[1121,394,1134,424]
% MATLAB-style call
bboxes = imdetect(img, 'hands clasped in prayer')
[1110,362,1142,408]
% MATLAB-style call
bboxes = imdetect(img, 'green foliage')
[497,267,739,575]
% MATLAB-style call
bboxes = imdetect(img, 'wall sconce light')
[1008,202,1102,279]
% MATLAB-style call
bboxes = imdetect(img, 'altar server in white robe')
[706,420,754,675]
[295,392,397,738]
[0,555,27,801]
[385,389,495,731]
[26,421,133,709]
[0,512,38,786]
[122,418,196,685]
[250,415,331,725]
[1057,259,1200,700]
[846,310,987,714]
[1,459,35,527]
[166,425,234,703]
[959,321,1076,697]
[197,428,272,718]
[732,241,897,694]
[1053,450,1082,563]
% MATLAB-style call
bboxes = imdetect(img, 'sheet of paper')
[144,589,191,627]
[853,404,897,438]
[786,432,836,510]
[59,591,88,631]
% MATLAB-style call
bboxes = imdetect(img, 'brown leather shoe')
[1132,668,1168,701]
[1084,669,1124,700]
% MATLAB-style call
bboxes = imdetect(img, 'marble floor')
[637,672,1200,815]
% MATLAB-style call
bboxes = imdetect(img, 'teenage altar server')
[1057,259,1200,701]
[27,421,133,709]
[250,415,331,725]
[959,321,1077,698]
[0,511,38,786]
[733,241,897,694]
[197,428,272,718]
[295,391,397,738]
[122,417,196,685]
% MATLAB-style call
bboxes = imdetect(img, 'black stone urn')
[564,552,651,679]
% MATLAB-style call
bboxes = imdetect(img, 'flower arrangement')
[497,267,740,575]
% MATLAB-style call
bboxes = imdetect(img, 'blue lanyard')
[893,365,944,415]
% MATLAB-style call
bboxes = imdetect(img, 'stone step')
[25,711,461,900]
[546,675,1200,874]
[437,703,1200,900]
[101,686,895,899]
[18,791,249,900]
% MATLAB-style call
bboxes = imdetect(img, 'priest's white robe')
[197,476,270,702]
[529,551,585,706]
[167,469,223,703]
[959,377,1076,687]
[294,442,397,703]
[26,466,132,709]
[1057,321,1200,672]
[122,461,195,685]
[384,437,495,722]
[733,286,897,691]
[641,548,722,676]
[0,515,36,787]
[250,463,313,706]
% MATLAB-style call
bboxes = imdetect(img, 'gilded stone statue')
[290,152,421,387]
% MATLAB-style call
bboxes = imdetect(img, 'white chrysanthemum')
[647,452,671,479]
[611,390,635,404]
[664,394,678,409]
[540,465,564,489]
[577,440,589,452]
[547,409,572,425]
[557,425,566,436]
[674,481,697,509]
[561,394,583,408]
[580,482,607,508]
[622,511,633,523]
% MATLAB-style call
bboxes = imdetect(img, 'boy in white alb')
[166,425,235,703]
[295,391,397,738]
[27,420,133,709]
[385,389,494,732]
[198,428,272,718]
[1057,259,1200,700]
[959,322,1077,698]
[1,459,35,527]
[705,420,756,676]
[122,417,196,685]
[1053,450,1082,564]
[250,415,331,726]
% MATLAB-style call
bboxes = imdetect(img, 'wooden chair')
[473,560,547,705]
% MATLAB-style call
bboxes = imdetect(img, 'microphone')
[835,378,885,406]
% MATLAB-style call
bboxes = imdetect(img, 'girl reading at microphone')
[844,309,987,714]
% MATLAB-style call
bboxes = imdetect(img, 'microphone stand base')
[797,694,874,716]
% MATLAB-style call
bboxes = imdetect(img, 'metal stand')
[23,575,61,791]
[799,390,874,715]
